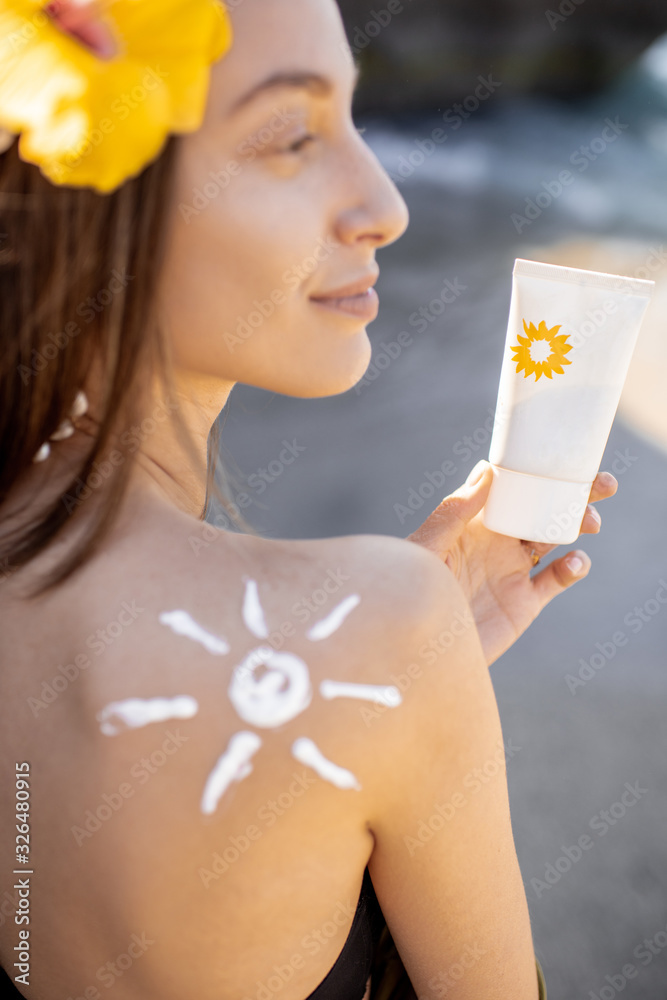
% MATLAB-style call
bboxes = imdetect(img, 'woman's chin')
[252,333,373,399]
[192,329,373,399]
[293,340,373,398]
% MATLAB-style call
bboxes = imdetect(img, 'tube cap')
[482,464,593,545]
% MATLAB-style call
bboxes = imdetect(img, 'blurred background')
[212,3,667,997]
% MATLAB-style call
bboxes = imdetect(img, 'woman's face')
[156,0,409,399]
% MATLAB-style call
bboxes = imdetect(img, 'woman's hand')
[406,460,618,667]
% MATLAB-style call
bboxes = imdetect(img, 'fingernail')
[589,506,601,526]
[465,460,487,486]
[567,555,584,574]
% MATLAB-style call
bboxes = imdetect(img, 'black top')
[0,867,386,1000]
[306,866,386,999]
[0,961,26,998]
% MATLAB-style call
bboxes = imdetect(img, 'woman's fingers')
[580,503,602,534]
[522,469,617,552]
[580,471,617,532]
[589,470,618,502]
[531,548,592,608]
[523,501,600,566]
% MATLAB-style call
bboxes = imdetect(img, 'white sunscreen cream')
[319,680,402,706]
[242,577,269,638]
[482,259,654,544]
[228,647,313,728]
[201,731,262,815]
[97,695,198,736]
[306,594,361,641]
[159,610,230,655]
[291,737,361,790]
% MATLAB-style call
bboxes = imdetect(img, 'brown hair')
[0,136,257,598]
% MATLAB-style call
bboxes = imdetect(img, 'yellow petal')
[0,0,234,192]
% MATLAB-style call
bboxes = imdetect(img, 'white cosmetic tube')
[482,258,654,545]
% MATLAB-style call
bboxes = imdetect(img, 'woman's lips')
[309,287,379,320]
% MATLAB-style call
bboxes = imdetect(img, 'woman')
[0,1,616,997]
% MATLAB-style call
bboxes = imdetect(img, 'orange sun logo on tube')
[512,319,573,381]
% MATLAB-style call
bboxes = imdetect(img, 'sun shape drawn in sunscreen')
[512,319,573,381]
[95,578,402,815]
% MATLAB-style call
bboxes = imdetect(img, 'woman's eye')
[282,133,316,154]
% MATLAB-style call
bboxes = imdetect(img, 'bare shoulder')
[72,514,470,745]
[312,530,487,792]
[283,527,469,659]
[51,513,472,826]
[86,506,462,689]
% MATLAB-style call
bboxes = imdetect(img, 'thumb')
[461,458,494,492]
[407,460,493,551]
[439,459,494,523]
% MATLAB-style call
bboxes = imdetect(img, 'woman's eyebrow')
[228,64,362,117]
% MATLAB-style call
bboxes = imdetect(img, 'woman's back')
[0,487,541,999]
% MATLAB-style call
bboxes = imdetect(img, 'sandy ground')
[212,96,667,999]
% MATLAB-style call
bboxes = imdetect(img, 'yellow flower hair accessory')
[0,0,233,193]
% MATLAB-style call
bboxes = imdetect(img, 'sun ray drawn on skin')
[96,695,199,736]
[96,578,402,815]
[158,609,230,654]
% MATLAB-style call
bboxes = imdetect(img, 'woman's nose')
[333,134,410,250]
